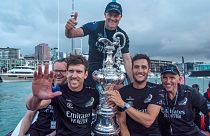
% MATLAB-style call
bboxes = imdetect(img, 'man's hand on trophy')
[107,89,125,108]
[113,84,124,91]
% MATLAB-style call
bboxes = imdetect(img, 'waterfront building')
[35,43,50,61]
[150,59,172,73]
[51,47,58,61]
[50,48,67,62]
[0,47,20,59]
[194,63,210,71]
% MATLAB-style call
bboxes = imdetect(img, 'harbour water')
[0,82,31,136]
[0,77,210,135]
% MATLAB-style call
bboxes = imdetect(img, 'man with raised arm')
[65,1,133,87]
[26,54,99,136]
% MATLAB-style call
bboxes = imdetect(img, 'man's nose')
[109,15,116,20]
[165,78,171,83]
[137,67,143,72]
[71,72,77,77]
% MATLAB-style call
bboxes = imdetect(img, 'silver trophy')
[92,32,126,136]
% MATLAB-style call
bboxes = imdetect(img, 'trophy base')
[92,107,120,136]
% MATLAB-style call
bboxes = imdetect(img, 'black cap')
[105,2,122,15]
[160,64,180,76]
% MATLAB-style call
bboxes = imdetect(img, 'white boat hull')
[11,112,38,136]
[0,73,33,82]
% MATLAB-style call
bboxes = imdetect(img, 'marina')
[0,77,210,135]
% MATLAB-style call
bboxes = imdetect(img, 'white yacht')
[0,65,35,82]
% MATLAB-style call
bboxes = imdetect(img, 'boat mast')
[182,56,186,85]
[71,0,75,54]
[57,0,60,59]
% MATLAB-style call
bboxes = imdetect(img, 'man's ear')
[148,68,151,74]
[84,71,88,79]
[179,76,184,84]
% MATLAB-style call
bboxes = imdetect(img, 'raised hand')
[32,63,62,100]
[65,12,78,30]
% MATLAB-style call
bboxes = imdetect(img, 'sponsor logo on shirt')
[95,33,105,53]
[66,99,73,109]
[161,107,185,119]
[157,100,163,105]
[44,105,54,113]
[126,96,134,106]
[66,111,91,124]
[178,97,188,105]
[85,97,94,107]
[144,94,153,103]
[139,109,147,113]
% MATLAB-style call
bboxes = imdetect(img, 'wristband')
[122,103,131,111]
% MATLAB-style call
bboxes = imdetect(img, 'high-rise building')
[0,47,20,59]
[50,47,58,61]
[35,43,50,61]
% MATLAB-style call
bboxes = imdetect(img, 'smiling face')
[53,61,67,85]
[104,11,122,30]
[66,64,88,92]
[132,59,150,86]
[161,73,181,94]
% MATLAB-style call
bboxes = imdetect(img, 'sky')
[0,0,210,63]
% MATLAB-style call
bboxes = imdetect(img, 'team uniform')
[27,104,55,136]
[81,21,129,87]
[159,84,210,136]
[51,83,99,136]
[203,88,210,132]
[118,82,164,136]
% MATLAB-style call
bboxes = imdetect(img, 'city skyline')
[1,0,210,63]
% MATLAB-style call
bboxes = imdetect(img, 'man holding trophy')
[108,54,164,136]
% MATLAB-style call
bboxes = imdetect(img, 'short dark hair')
[53,58,67,64]
[132,54,151,68]
[66,54,89,71]
[53,58,67,70]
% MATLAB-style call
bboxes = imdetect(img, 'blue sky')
[0,0,210,62]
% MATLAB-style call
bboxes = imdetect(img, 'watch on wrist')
[122,102,131,111]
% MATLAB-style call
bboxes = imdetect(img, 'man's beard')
[133,74,148,85]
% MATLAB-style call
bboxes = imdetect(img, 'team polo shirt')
[81,20,129,64]
[119,82,164,136]
[81,20,130,87]
[28,104,55,135]
[51,84,99,136]
[159,84,210,136]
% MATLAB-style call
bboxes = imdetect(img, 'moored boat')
[0,65,35,82]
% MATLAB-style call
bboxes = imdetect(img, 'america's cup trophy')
[92,32,126,136]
